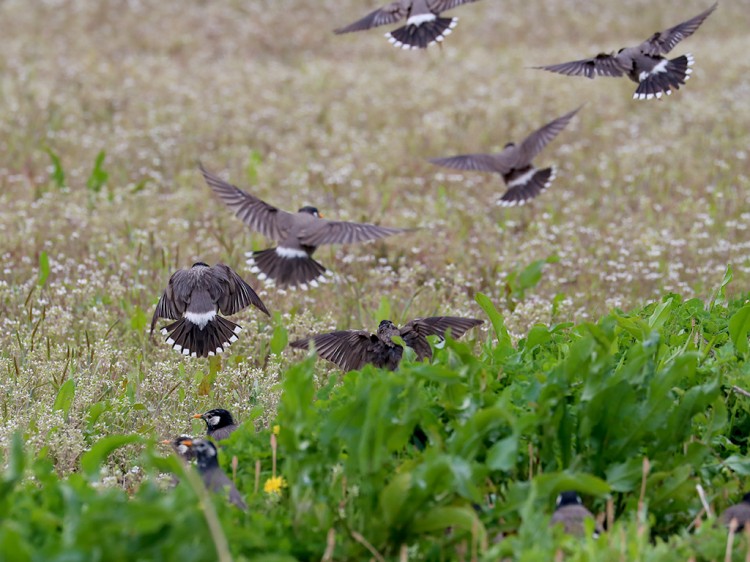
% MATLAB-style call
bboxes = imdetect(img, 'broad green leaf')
[475,292,511,349]
[411,506,487,544]
[269,323,288,355]
[723,455,750,476]
[81,435,143,479]
[728,304,750,355]
[486,435,518,471]
[52,378,75,417]
[380,472,412,526]
[710,264,733,309]
[37,251,50,287]
[648,297,674,330]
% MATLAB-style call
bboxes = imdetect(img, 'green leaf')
[411,506,487,544]
[86,150,109,193]
[486,435,518,471]
[130,306,147,333]
[710,264,733,309]
[45,147,65,189]
[648,297,674,330]
[80,435,143,480]
[37,251,50,287]
[269,322,288,355]
[475,293,511,349]
[728,304,750,355]
[723,455,750,476]
[52,378,76,418]
[380,472,412,526]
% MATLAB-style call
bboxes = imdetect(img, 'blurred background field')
[1,0,749,476]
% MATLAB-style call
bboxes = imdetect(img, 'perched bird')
[550,491,602,537]
[162,435,196,461]
[193,408,238,441]
[184,439,247,510]
[429,108,579,207]
[334,0,481,50]
[201,165,411,289]
[290,316,483,371]
[150,262,269,358]
[721,492,750,530]
[535,3,717,100]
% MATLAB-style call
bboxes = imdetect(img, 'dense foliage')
[3,288,750,560]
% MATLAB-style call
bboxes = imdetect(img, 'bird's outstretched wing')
[213,263,269,316]
[517,107,580,165]
[642,2,717,55]
[290,331,377,371]
[535,53,626,79]
[429,152,513,174]
[334,2,407,33]
[299,220,409,247]
[427,0,481,11]
[200,164,295,242]
[400,316,483,360]
[150,269,191,333]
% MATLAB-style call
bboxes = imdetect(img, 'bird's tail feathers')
[634,54,694,100]
[247,248,329,290]
[161,316,242,358]
[385,17,457,49]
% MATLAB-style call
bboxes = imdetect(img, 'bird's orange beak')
[192,413,203,419]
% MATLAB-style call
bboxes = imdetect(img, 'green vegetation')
[1,0,750,559]
[4,292,750,559]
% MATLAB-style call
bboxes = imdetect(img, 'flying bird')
[193,408,238,441]
[334,0,481,50]
[290,316,483,371]
[150,262,269,358]
[201,165,411,290]
[429,107,580,207]
[721,492,750,531]
[183,439,247,510]
[534,2,717,100]
[550,491,603,537]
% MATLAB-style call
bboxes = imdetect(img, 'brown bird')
[334,0,481,50]
[193,408,238,441]
[430,108,579,207]
[550,492,602,537]
[150,262,269,358]
[201,165,411,289]
[183,439,247,510]
[534,3,717,100]
[721,492,750,530]
[290,316,483,371]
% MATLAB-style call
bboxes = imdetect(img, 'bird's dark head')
[298,206,321,218]
[193,408,234,429]
[189,439,219,468]
[192,261,210,268]
[161,435,196,459]
[556,491,583,508]
[377,320,399,339]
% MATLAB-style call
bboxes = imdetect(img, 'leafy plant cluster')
[3,289,750,561]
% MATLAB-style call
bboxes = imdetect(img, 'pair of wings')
[291,316,483,371]
[429,108,579,176]
[334,0,479,34]
[150,263,268,333]
[537,2,717,78]
[201,165,408,247]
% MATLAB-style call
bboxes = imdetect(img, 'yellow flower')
[264,476,286,495]
[273,425,280,435]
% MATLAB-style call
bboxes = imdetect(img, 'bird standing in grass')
[193,408,238,441]
[291,316,483,371]
[183,439,247,510]
[334,0,481,50]
[201,165,411,290]
[534,2,717,100]
[430,108,580,207]
[151,262,269,358]
[550,491,602,537]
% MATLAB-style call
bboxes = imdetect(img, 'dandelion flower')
[264,476,286,495]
